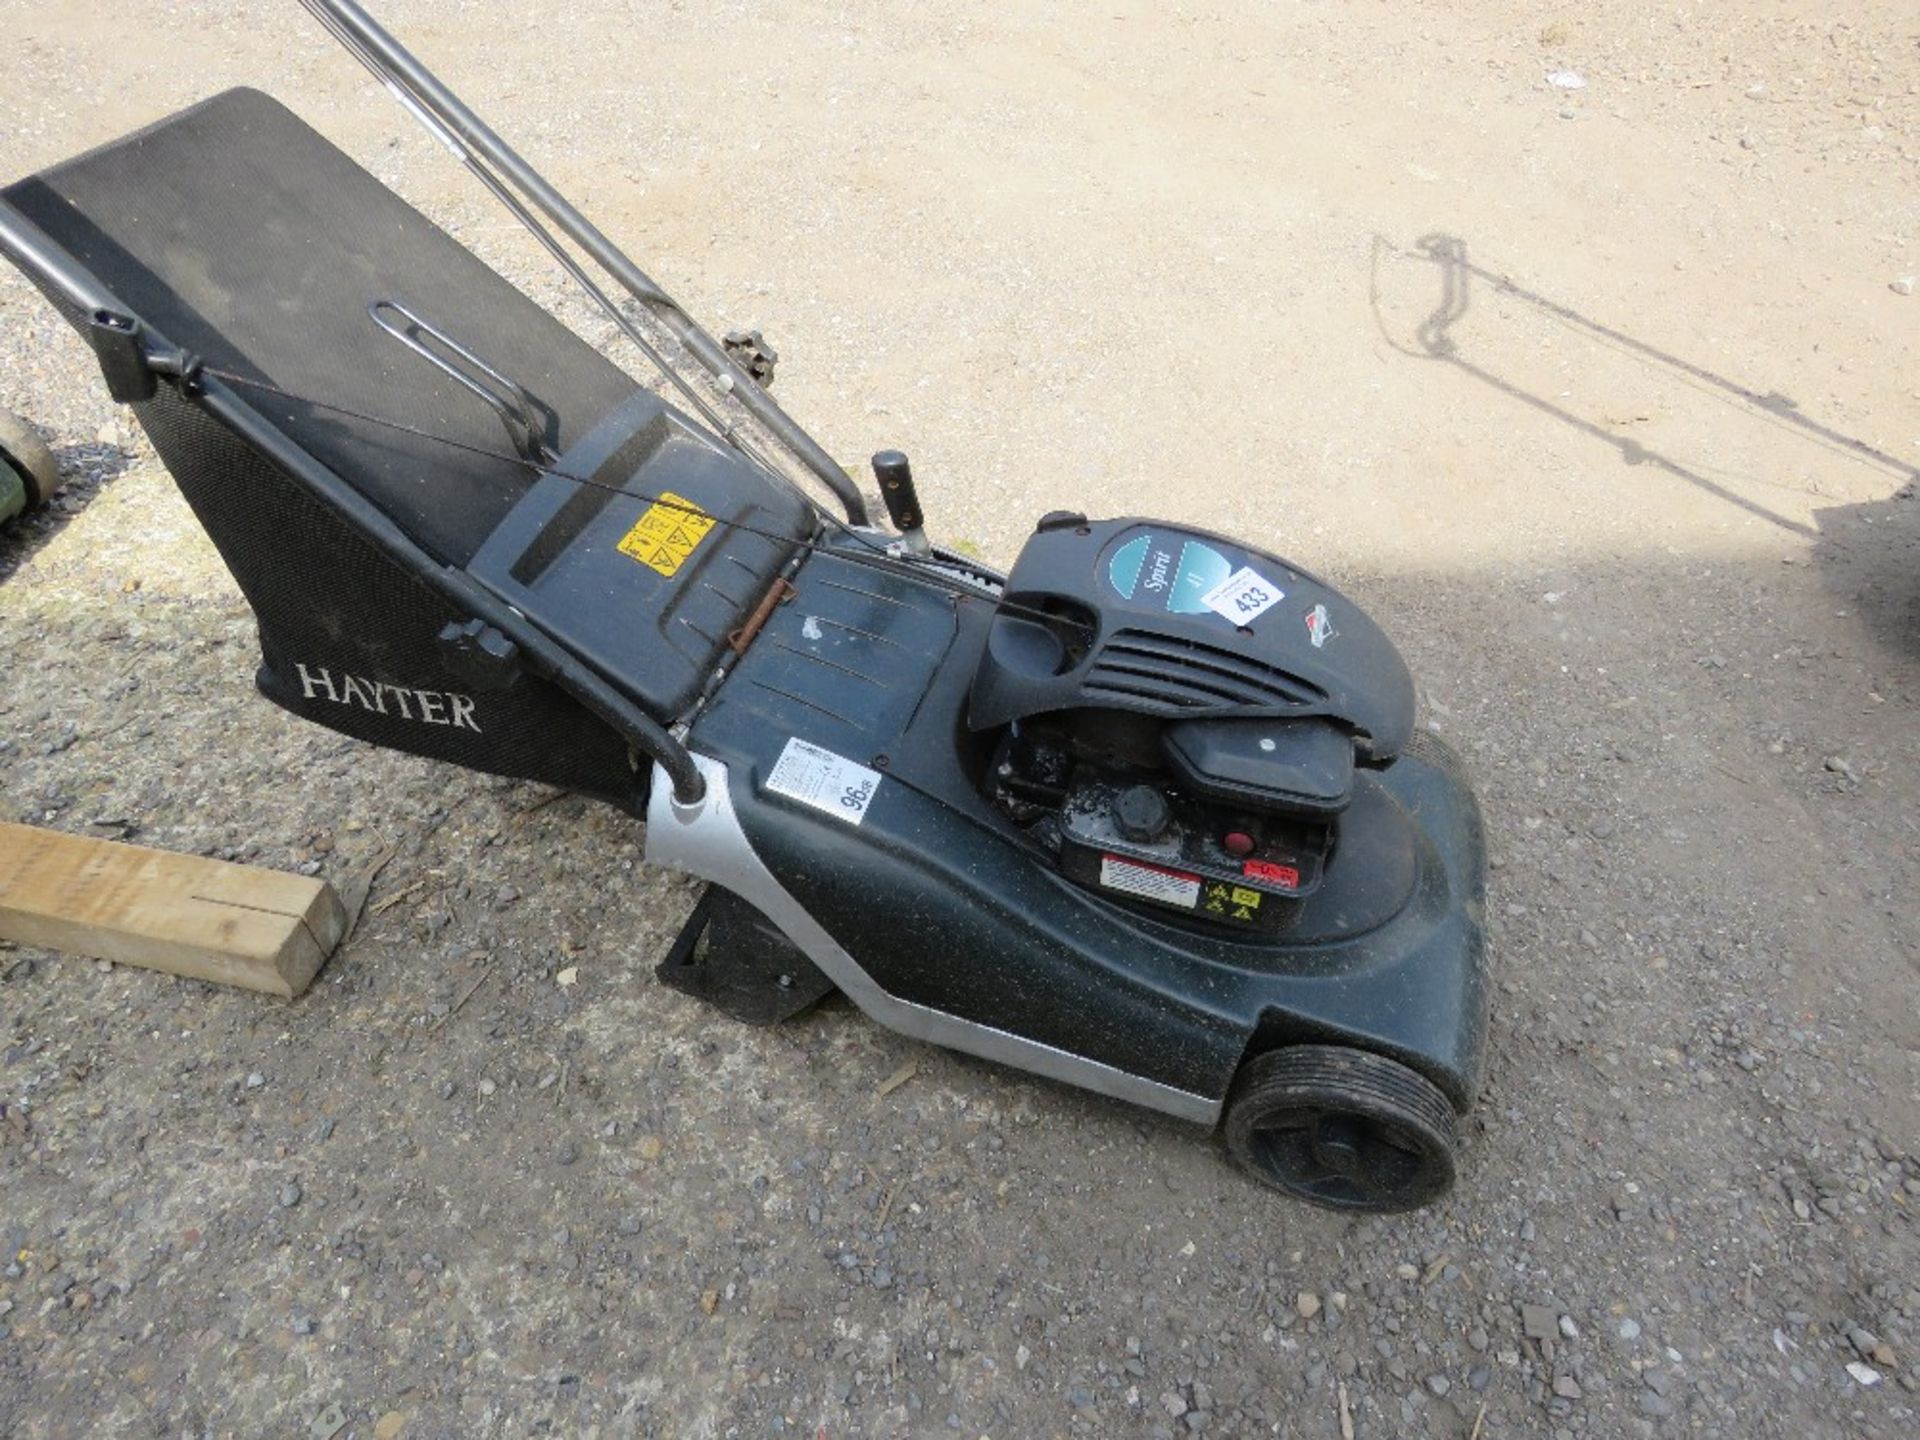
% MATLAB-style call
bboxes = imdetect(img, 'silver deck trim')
[646,755,1220,1127]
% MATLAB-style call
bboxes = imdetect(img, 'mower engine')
[972,516,1416,932]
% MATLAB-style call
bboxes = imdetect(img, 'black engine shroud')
[971,517,1415,756]
[970,518,1427,933]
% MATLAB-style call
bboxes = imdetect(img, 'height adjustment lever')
[872,449,930,554]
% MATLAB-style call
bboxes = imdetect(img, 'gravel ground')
[2,2,1917,1438]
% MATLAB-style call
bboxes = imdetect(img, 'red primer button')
[1242,859,1301,889]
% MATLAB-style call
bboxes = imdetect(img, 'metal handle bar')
[296,0,870,525]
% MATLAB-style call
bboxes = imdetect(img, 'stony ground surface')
[1,1,1917,1437]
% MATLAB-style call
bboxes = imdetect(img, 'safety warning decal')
[1099,855,1201,909]
[1203,881,1265,923]
[1242,858,1301,889]
[617,491,716,578]
[764,737,882,826]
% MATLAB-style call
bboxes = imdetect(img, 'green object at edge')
[0,460,27,525]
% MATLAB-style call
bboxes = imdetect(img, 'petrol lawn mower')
[0,0,1487,1211]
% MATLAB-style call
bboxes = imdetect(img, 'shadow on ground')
[1815,485,1920,660]
[0,438,135,583]
[1368,232,1917,546]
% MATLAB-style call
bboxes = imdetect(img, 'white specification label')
[764,737,883,826]
[1200,565,1286,625]
[1099,854,1201,909]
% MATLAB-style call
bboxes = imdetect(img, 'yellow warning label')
[1204,881,1264,924]
[617,491,716,578]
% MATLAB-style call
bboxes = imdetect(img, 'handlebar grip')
[871,450,922,534]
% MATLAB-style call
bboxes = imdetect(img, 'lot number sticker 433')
[1200,566,1286,625]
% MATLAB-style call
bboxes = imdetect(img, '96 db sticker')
[764,737,882,826]
[1199,565,1285,625]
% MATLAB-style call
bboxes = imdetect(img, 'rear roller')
[1223,1045,1458,1212]
[0,409,60,521]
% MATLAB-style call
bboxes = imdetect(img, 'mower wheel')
[0,409,61,512]
[1222,1045,1457,1213]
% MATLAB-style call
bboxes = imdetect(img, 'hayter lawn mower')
[0,0,1487,1212]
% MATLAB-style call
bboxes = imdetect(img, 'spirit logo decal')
[1107,532,1234,616]
[295,664,482,733]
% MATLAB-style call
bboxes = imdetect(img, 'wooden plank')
[0,822,345,997]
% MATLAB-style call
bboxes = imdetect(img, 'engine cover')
[967,518,1416,760]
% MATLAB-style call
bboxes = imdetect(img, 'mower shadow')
[0,438,136,585]
[1814,484,1920,659]
[1366,232,1917,544]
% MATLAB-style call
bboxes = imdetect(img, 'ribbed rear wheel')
[1223,1045,1457,1212]
[0,410,60,512]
